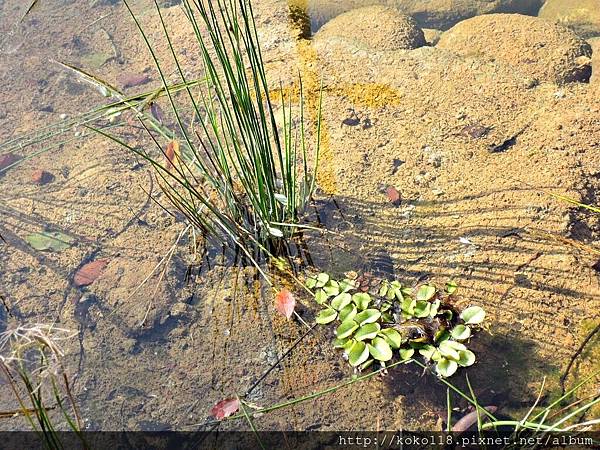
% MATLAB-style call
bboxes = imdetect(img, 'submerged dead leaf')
[385,185,401,206]
[165,140,180,171]
[274,288,295,319]
[73,259,109,287]
[210,398,240,420]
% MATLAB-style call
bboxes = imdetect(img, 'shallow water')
[1,0,599,435]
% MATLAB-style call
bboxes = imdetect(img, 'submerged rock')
[314,6,426,51]
[437,14,593,84]
[538,0,600,39]
[290,0,545,31]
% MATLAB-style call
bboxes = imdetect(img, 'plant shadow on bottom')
[382,332,557,428]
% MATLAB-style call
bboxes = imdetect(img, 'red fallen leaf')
[210,398,240,420]
[0,153,21,172]
[119,73,151,89]
[164,140,180,171]
[274,288,295,319]
[385,185,401,206]
[73,259,109,287]
[31,169,54,185]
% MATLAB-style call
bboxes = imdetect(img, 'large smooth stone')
[539,0,600,38]
[314,5,426,51]
[437,14,593,84]
[288,0,545,31]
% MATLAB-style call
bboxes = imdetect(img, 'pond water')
[0,0,599,436]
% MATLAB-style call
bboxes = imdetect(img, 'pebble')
[31,169,54,185]
[59,113,67,120]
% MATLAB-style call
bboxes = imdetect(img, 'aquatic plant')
[306,273,485,377]
[94,0,321,277]
[0,324,85,449]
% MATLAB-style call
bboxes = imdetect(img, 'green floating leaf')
[25,231,75,251]
[419,344,437,361]
[338,304,357,323]
[438,340,461,361]
[354,309,381,326]
[336,319,359,339]
[416,284,436,301]
[413,300,431,318]
[306,277,317,289]
[333,337,348,348]
[378,283,389,297]
[399,348,414,361]
[315,272,330,288]
[352,292,371,310]
[457,349,476,367]
[379,328,403,349]
[460,306,486,325]
[451,324,471,341]
[401,297,416,316]
[316,308,337,324]
[314,289,330,305]
[348,341,370,367]
[429,299,441,317]
[391,281,403,300]
[354,323,380,341]
[434,328,450,343]
[339,279,356,293]
[360,359,374,371]
[446,281,458,294]
[274,193,288,205]
[323,280,340,296]
[331,292,352,311]
[367,337,393,362]
[436,358,458,377]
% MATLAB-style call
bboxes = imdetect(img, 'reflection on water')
[0,0,599,433]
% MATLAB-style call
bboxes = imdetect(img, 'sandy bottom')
[0,0,598,432]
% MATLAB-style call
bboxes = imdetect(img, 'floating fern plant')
[306,273,486,377]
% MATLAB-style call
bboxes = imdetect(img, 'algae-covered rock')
[314,5,426,51]
[437,14,592,84]
[289,0,545,31]
[538,0,600,38]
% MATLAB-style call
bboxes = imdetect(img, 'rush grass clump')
[97,0,321,277]
[0,324,85,448]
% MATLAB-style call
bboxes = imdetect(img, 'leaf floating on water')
[316,308,337,324]
[460,306,486,325]
[25,231,74,251]
[274,288,295,319]
[348,341,370,367]
[385,185,401,206]
[73,259,109,287]
[210,398,240,420]
[367,337,393,362]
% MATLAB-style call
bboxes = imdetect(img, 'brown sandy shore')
[0,0,599,431]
